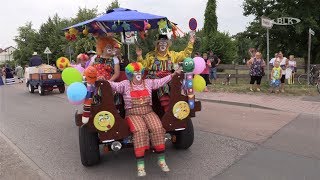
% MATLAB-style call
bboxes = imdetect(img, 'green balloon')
[62,67,83,85]
[183,58,195,73]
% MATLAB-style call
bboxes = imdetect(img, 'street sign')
[309,28,315,36]
[44,47,52,54]
[189,18,198,31]
[272,17,301,26]
[261,16,273,29]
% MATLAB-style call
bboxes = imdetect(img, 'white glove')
[82,117,89,124]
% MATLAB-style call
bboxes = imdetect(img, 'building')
[0,46,16,64]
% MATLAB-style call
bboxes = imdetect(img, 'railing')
[216,64,314,84]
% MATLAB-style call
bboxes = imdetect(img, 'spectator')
[269,53,278,67]
[200,53,211,92]
[277,51,288,92]
[208,50,221,84]
[287,55,297,84]
[270,59,282,93]
[247,52,266,92]
[15,65,24,83]
[29,52,43,67]
[3,64,15,85]
[0,66,4,86]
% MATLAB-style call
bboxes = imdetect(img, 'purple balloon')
[193,57,206,74]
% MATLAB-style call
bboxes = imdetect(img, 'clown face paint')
[134,72,142,82]
[157,41,168,52]
[102,44,114,56]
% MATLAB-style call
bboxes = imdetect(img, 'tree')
[106,0,120,11]
[13,22,40,66]
[243,0,320,63]
[203,0,218,37]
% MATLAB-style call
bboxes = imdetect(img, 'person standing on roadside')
[200,53,211,91]
[0,66,4,86]
[15,65,24,83]
[208,50,221,84]
[287,55,297,84]
[247,52,266,92]
[277,51,288,92]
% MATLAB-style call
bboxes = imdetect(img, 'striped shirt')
[108,75,172,109]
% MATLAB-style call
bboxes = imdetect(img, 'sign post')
[43,47,52,64]
[261,16,273,80]
[307,28,315,86]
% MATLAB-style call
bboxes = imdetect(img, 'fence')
[216,64,313,84]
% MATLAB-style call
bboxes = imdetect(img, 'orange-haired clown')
[107,62,181,177]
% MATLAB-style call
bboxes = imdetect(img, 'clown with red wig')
[81,36,122,124]
[108,62,181,177]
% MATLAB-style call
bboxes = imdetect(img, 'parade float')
[63,8,205,167]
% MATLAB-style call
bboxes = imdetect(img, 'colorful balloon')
[56,57,70,70]
[182,58,195,73]
[193,75,206,92]
[84,66,98,84]
[62,67,83,85]
[67,82,87,103]
[193,57,206,74]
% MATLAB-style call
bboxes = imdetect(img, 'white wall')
[0,47,15,64]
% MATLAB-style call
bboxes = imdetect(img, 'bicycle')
[298,65,318,85]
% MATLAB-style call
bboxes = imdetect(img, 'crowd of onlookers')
[247,49,297,93]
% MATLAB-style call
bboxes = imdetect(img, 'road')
[0,83,319,180]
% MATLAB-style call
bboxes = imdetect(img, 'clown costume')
[108,62,181,177]
[136,34,194,112]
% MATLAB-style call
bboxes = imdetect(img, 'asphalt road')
[1,84,319,180]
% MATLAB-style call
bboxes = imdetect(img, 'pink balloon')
[193,57,206,74]
[71,64,85,74]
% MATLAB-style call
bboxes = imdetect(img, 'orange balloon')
[84,66,97,84]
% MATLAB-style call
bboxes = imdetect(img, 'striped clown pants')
[126,105,166,158]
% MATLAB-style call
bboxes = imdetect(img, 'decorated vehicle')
[26,64,65,96]
[74,71,201,166]
[64,7,205,168]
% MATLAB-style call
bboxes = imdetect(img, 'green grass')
[208,78,319,96]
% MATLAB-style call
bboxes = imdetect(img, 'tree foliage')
[203,0,218,36]
[243,0,320,63]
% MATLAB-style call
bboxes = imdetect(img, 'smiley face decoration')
[93,111,115,131]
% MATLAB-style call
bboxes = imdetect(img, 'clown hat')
[154,34,172,46]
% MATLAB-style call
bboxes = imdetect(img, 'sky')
[0,0,254,48]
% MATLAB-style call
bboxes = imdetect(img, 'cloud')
[0,0,253,48]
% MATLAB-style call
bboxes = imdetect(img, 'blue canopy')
[64,8,169,33]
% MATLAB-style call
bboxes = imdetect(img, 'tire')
[79,125,100,166]
[28,84,34,93]
[172,119,194,149]
[298,74,316,85]
[38,85,45,96]
[58,85,65,93]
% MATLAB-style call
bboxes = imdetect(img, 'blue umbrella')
[64,8,170,33]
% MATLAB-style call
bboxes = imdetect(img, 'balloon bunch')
[181,57,207,109]
[65,27,78,41]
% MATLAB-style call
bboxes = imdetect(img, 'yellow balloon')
[173,101,190,120]
[56,57,70,70]
[193,75,206,92]
[93,111,115,132]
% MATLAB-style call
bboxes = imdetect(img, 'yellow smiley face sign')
[93,111,115,131]
[172,101,190,120]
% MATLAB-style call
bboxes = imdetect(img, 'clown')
[107,62,181,177]
[93,36,121,81]
[136,33,195,112]
[82,36,122,124]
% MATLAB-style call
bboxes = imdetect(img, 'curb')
[0,130,51,180]
[196,98,278,111]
